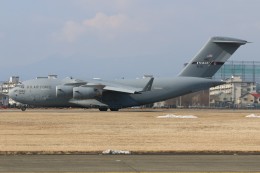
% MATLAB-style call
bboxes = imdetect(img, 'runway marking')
[246,114,260,118]
[157,114,198,118]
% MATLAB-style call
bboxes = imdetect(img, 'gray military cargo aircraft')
[9,36,248,111]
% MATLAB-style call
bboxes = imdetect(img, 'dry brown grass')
[0,109,260,153]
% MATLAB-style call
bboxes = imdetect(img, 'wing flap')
[103,86,141,94]
[69,99,108,107]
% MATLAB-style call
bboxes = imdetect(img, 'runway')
[1,109,260,153]
[1,154,260,172]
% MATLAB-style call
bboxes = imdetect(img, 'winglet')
[142,77,154,92]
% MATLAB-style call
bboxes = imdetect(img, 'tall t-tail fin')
[178,36,248,78]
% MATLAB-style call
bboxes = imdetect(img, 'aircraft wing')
[103,86,141,94]
[59,76,154,95]
[84,77,154,94]
[85,83,142,94]
[62,77,87,86]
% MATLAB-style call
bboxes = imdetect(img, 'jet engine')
[56,85,74,98]
[73,87,101,99]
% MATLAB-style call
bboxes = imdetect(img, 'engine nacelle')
[56,85,73,98]
[73,87,101,99]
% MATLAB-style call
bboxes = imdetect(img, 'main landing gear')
[20,106,27,111]
[98,107,119,111]
[110,108,119,111]
[99,107,108,111]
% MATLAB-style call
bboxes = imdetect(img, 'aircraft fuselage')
[9,77,223,109]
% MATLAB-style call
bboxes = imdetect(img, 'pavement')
[0,154,260,172]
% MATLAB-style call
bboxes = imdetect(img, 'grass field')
[0,109,260,154]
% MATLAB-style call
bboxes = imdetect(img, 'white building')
[9,76,19,84]
[0,76,20,107]
[210,76,257,107]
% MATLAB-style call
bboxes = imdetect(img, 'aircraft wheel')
[21,106,27,111]
[99,107,108,111]
[110,108,119,111]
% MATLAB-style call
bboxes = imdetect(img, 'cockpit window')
[17,84,25,89]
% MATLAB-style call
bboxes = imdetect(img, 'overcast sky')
[0,0,260,81]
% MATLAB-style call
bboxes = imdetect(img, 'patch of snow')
[157,114,198,119]
[102,149,131,155]
[246,114,260,118]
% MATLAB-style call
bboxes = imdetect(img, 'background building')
[0,76,20,107]
[160,61,260,109]
[213,61,260,83]
[210,61,260,108]
[209,76,257,108]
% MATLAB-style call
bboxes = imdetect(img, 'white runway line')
[157,114,198,119]
[246,114,260,118]
[102,149,131,155]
